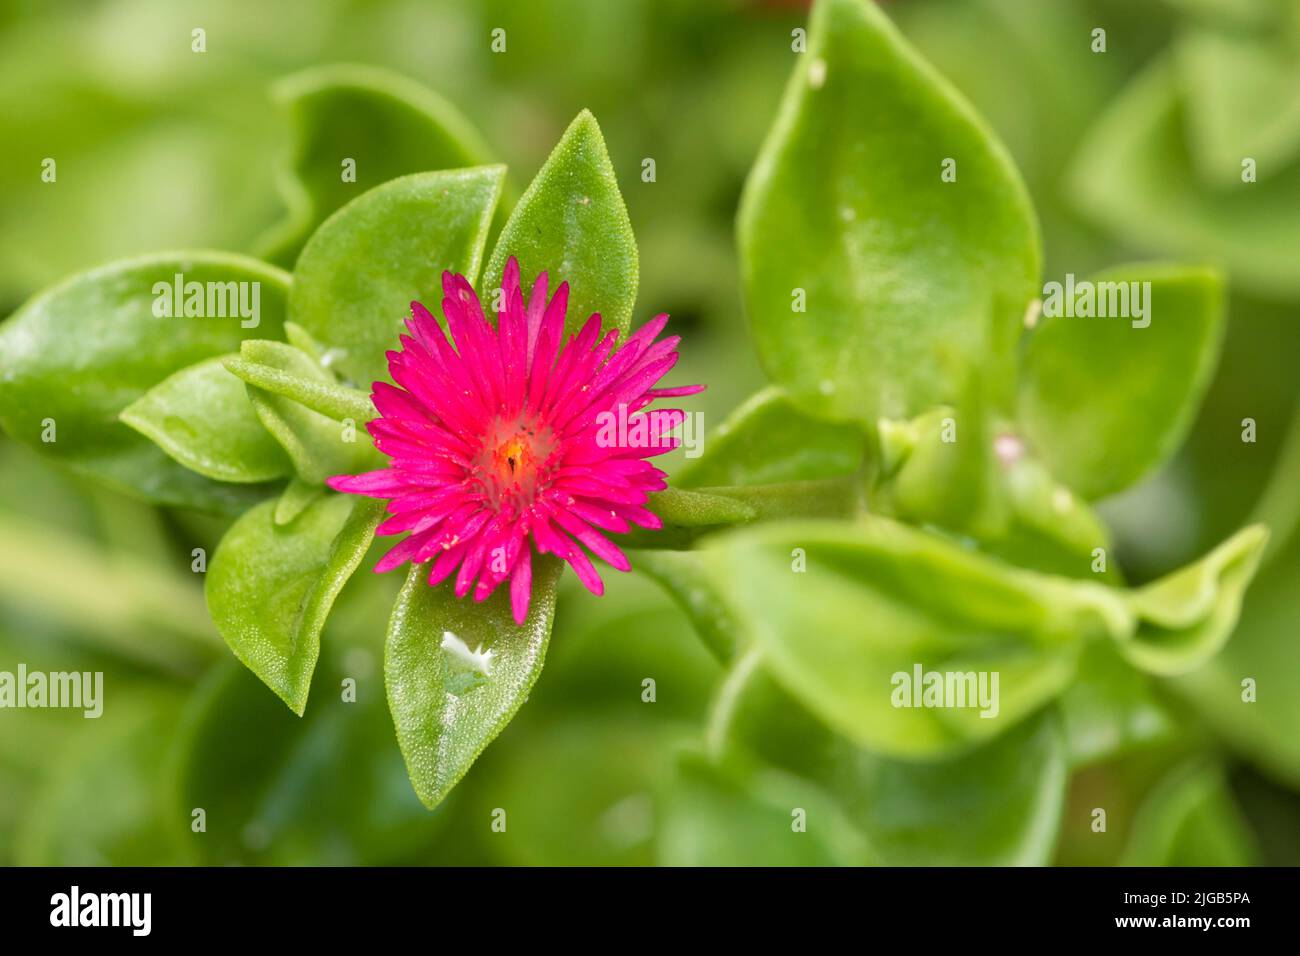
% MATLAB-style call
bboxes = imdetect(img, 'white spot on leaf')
[441,630,493,676]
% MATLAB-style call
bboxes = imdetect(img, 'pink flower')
[327,258,704,625]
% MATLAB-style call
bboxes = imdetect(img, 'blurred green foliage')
[1,0,1298,865]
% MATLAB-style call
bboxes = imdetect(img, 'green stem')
[705,646,764,760]
[630,476,861,549]
[708,475,863,521]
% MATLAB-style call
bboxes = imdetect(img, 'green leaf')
[701,517,1128,756]
[206,494,385,715]
[737,0,1040,424]
[628,486,756,549]
[385,556,563,809]
[627,479,860,550]
[1019,264,1225,500]
[429,573,723,863]
[168,657,447,865]
[1167,533,1300,787]
[289,166,505,386]
[1119,760,1258,866]
[472,716,691,867]
[876,405,1116,580]
[275,476,325,526]
[1176,27,1300,188]
[120,355,291,483]
[675,386,864,489]
[247,383,373,483]
[283,321,330,364]
[236,341,377,484]
[1059,639,1178,768]
[1116,524,1268,676]
[532,571,724,722]
[878,403,1005,539]
[657,749,875,866]
[255,64,499,267]
[1069,58,1300,298]
[718,661,1068,866]
[224,354,375,424]
[0,252,290,512]
[837,711,1068,865]
[989,456,1119,581]
[482,110,638,339]
[632,549,744,664]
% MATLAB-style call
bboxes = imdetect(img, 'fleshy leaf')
[1176,27,1300,188]
[989,456,1118,581]
[1059,639,1177,768]
[632,550,743,664]
[0,252,290,512]
[475,716,695,867]
[629,487,756,549]
[224,354,375,424]
[1119,760,1258,866]
[701,517,1128,756]
[206,494,385,715]
[877,407,1116,580]
[674,386,864,489]
[1069,58,1300,298]
[657,749,874,866]
[836,710,1068,865]
[120,355,291,484]
[385,556,563,809]
[1116,524,1268,676]
[879,401,1005,539]
[482,110,638,339]
[1167,532,1300,787]
[528,572,723,723]
[289,166,505,386]
[626,480,860,550]
[237,341,378,484]
[283,321,330,364]
[718,661,1069,866]
[255,64,498,267]
[1019,264,1225,500]
[737,0,1040,424]
[275,476,326,526]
